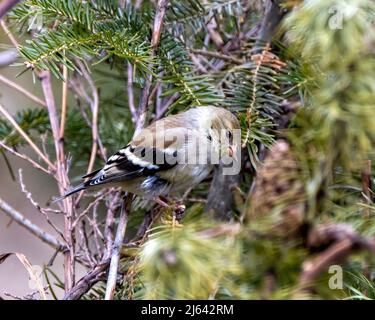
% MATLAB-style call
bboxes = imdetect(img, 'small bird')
[57,106,240,204]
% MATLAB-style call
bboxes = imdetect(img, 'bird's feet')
[154,196,186,226]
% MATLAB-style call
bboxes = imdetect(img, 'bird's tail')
[52,182,87,203]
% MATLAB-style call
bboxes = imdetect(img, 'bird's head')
[203,106,241,162]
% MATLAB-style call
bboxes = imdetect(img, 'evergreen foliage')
[1,0,375,300]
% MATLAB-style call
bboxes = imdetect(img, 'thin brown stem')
[0,75,46,107]
[0,140,52,176]
[63,260,109,300]
[0,48,18,67]
[0,196,66,251]
[295,223,375,297]
[18,169,65,240]
[361,159,372,218]
[103,190,120,260]
[0,19,19,48]
[127,62,137,123]
[155,92,179,120]
[0,104,55,170]
[72,189,112,229]
[77,221,96,267]
[104,194,132,300]
[134,0,169,135]
[0,0,21,20]
[39,70,75,292]
[59,65,68,139]
[76,61,100,172]
[73,60,105,204]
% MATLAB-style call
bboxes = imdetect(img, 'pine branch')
[159,34,222,111]
[15,1,153,79]
[190,48,243,64]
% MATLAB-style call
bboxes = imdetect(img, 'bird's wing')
[57,127,191,200]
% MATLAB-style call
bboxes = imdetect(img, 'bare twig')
[155,78,163,117]
[77,221,96,267]
[72,189,112,229]
[0,75,46,107]
[104,195,133,300]
[0,196,66,251]
[295,223,375,296]
[155,92,179,120]
[88,204,104,246]
[18,169,65,240]
[68,73,107,161]
[361,159,372,218]
[76,61,104,170]
[0,48,18,67]
[0,0,21,20]
[0,104,55,169]
[103,190,121,259]
[71,61,106,205]
[0,19,19,49]
[39,70,75,292]
[129,206,162,244]
[59,65,68,140]
[127,62,137,123]
[0,140,52,176]
[63,260,109,300]
[203,7,224,49]
[190,53,210,73]
[134,0,169,135]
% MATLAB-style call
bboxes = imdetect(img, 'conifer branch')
[190,49,243,64]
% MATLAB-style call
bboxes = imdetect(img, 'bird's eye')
[227,130,233,141]
[140,148,146,157]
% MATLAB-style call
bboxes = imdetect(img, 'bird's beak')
[228,146,237,161]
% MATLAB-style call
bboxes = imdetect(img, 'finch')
[56,106,240,202]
